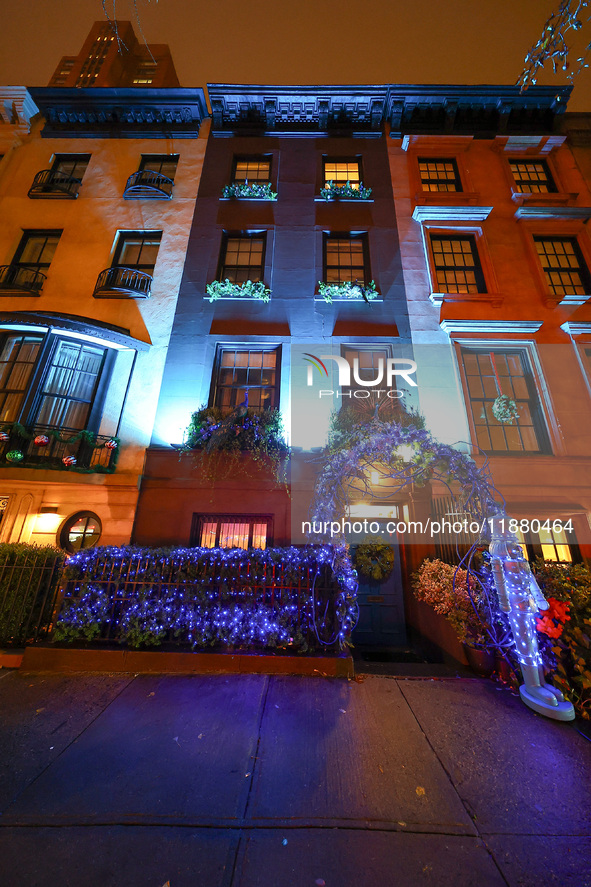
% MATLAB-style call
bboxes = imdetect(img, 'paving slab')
[234,828,506,887]
[484,834,591,887]
[247,674,475,834]
[0,671,132,814]
[398,678,591,835]
[0,826,237,887]
[3,674,267,824]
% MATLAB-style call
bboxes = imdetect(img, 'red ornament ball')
[104,439,118,450]
[62,455,77,467]
[34,435,50,447]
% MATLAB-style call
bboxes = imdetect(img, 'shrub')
[533,559,591,719]
[0,543,65,645]
[412,558,488,645]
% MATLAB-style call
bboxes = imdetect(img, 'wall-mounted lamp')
[35,506,61,534]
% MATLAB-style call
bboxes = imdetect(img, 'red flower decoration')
[536,596,571,638]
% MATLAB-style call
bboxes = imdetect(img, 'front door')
[352,543,406,646]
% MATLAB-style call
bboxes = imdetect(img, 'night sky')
[1,0,591,112]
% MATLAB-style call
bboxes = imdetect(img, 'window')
[509,159,556,194]
[12,231,61,275]
[430,235,486,293]
[113,232,161,275]
[0,332,108,432]
[460,347,550,453]
[514,525,579,563]
[418,158,461,192]
[232,157,271,185]
[139,155,179,181]
[324,234,369,284]
[52,154,90,182]
[59,512,102,553]
[192,514,271,549]
[323,158,361,189]
[219,234,266,284]
[534,237,591,299]
[210,346,280,415]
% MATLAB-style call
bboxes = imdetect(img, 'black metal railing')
[0,265,46,294]
[123,169,174,199]
[93,266,153,298]
[57,547,342,651]
[28,169,82,199]
[0,424,118,472]
[0,547,65,646]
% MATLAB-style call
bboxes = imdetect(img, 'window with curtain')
[0,332,108,432]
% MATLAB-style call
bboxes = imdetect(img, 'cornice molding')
[515,205,591,221]
[412,205,492,223]
[440,319,543,335]
[386,84,571,137]
[28,87,208,139]
[560,322,591,336]
[207,85,386,135]
[0,87,39,135]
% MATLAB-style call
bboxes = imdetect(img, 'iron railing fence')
[58,548,344,652]
[431,495,482,565]
[0,546,65,646]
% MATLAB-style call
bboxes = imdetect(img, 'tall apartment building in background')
[48,20,179,88]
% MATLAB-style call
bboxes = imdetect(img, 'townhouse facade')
[0,81,207,551]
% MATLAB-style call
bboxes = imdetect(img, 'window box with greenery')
[206,279,271,302]
[221,182,277,200]
[317,280,380,303]
[320,181,372,201]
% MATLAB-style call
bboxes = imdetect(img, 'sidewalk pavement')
[0,668,589,887]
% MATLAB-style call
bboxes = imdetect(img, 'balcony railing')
[28,169,82,199]
[0,424,118,473]
[123,169,174,199]
[93,266,153,299]
[0,265,46,294]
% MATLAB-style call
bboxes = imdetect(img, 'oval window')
[59,511,102,553]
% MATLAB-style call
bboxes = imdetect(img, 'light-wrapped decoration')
[5,450,24,463]
[34,435,50,447]
[0,431,9,442]
[62,455,77,467]
[104,439,118,450]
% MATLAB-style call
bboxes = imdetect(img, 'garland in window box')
[221,182,277,200]
[0,423,120,473]
[318,280,378,304]
[206,279,271,303]
[320,180,372,201]
[355,536,395,582]
[492,395,519,424]
[181,403,289,489]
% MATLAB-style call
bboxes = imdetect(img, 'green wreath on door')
[354,536,395,582]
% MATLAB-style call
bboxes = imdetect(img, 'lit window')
[460,347,550,453]
[418,158,461,192]
[232,157,271,184]
[430,235,486,293]
[534,237,591,298]
[514,525,576,563]
[509,159,556,194]
[210,346,280,415]
[219,234,265,284]
[59,511,102,553]
[194,515,271,549]
[323,158,361,189]
[324,234,369,284]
